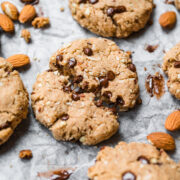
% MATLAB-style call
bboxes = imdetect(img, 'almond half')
[6,54,30,67]
[1,1,19,21]
[0,13,14,32]
[19,5,36,23]
[147,132,175,151]
[165,110,180,131]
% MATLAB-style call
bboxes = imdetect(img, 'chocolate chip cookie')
[163,42,180,100]
[31,38,139,145]
[69,0,154,38]
[0,58,29,145]
[88,142,180,180]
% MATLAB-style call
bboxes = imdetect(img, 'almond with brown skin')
[6,54,30,67]
[19,5,36,23]
[159,11,176,29]
[0,13,14,32]
[147,132,175,151]
[165,110,180,131]
[19,150,32,159]
[1,1,19,20]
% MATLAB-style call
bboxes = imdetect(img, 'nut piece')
[21,29,31,43]
[175,0,180,10]
[0,13,14,32]
[159,11,176,29]
[32,17,50,28]
[19,5,36,23]
[165,110,180,131]
[19,150,32,159]
[147,132,175,151]
[1,1,19,20]
[6,54,30,67]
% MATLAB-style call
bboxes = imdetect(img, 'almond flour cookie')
[0,58,29,145]
[88,142,180,180]
[163,42,180,99]
[31,71,119,145]
[69,0,154,38]
[49,38,139,111]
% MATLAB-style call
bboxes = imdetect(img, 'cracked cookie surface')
[163,42,180,99]
[88,142,180,180]
[69,0,154,38]
[0,58,29,145]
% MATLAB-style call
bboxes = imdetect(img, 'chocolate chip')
[107,71,115,81]
[72,93,80,101]
[89,0,98,4]
[116,96,125,105]
[174,61,180,68]
[122,171,136,180]
[107,6,126,17]
[95,99,103,107]
[56,55,63,68]
[103,91,112,98]
[99,77,108,87]
[82,81,89,90]
[68,58,77,68]
[79,0,86,3]
[137,156,150,164]
[74,75,83,83]
[83,47,93,56]
[73,86,83,94]
[63,85,71,92]
[128,64,136,72]
[61,114,69,121]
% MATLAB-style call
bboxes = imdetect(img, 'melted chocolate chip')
[83,47,93,56]
[74,75,83,83]
[61,114,69,121]
[68,58,77,68]
[107,6,126,17]
[56,55,63,68]
[63,85,71,92]
[107,71,115,81]
[99,77,109,88]
[79,0,87,3]
[174,61,180,68]
[122,172,136,180]
[95,99,103,107]
[128,64,136,72]
[137,156,150,164]
[72,93,80,101]
[103,91,112,98]
[89,0,98,4]
[116,96,125,105]
[20,0,39,5]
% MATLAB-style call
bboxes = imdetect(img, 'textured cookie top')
[0,59,29,145]
[88,142,180,180]
[163,42,180,99]
[69,0,154,37]
[31,71,119,145]
[49,38,139,111]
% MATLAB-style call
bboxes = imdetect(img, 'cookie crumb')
[19,149,33,159]
[21,29,31,43]
[144,67,147,71]
[145,44,159,53]
[60,7,64,12]
[32,17,50,28]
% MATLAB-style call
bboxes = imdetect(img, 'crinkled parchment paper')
[0,0,180,179]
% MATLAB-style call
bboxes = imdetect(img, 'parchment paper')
[0,0,180,179]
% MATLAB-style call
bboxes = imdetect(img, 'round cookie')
[0,58,29,145]
[49,38,139,111]
[31,70,119,145]
[88,142,180,180]
[69,0,154,38]
[163,42,180,100]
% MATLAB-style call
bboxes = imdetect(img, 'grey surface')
[0,0,180,179]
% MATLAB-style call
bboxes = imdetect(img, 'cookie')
[88,142,180,180]
[31,71,119,145]
[0,58,29,145]
[69,0,154,38]
[163,42,180,100]
[49,38,139,111]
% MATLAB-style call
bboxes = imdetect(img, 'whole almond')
[175,0,180,10]
[0,13,14,32]
[1,1,19,21]
[165,110,180,131]
[147,132,175,151]
[19,5,36,23]
[159,11,176,29]
[6,54,30,67]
